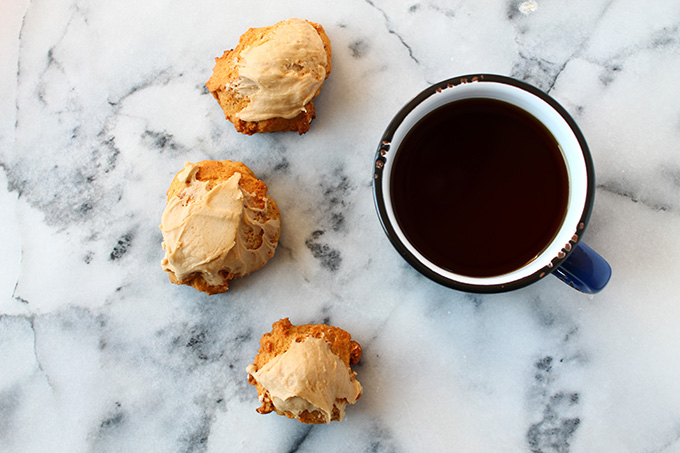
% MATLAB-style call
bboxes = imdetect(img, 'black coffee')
[390,98,569,277]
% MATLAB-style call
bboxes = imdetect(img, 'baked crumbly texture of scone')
[246,318,363,424]
[160,160,281,295]
[205,18,332,135]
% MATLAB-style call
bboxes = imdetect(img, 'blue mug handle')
[552,242,612,294]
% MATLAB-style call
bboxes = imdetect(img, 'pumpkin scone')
[247,318,363,424]
[206,18,332,135]
[160,160,280,294]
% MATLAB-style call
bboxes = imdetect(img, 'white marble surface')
[2,0,680,451]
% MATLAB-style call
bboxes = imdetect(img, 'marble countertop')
[2,1,680,452]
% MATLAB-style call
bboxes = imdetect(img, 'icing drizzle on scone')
[247,336,362,423]
[230,18,328,122]
[160,162,279,287]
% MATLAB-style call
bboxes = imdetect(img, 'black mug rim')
[372,73,596,293]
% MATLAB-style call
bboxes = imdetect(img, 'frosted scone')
[206,18,332,135]
[160,160,281,295]
[247,318,363,424]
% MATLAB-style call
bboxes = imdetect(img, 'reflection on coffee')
[390,98,569,277]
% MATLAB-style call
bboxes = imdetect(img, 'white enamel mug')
[373,74,611,294]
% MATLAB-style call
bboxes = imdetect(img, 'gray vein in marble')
[509,0,616,93]
[272,156,291,173]
[523,300,587,452]
[650,24,680,48]
[27,316,55,390]
[180,411,212,453]
[617,22,680,58]
[1,139,124,229]
[6,52,185,229]
[597,182,673,213]
[644,427,680,453]
[106,68,181,107]
[299,165,362,272]
[318,166,353,233]
[109,231,134,261]
[421,290,480,321]
[305,230,343,272]
[243,136,291,181]
[13,293,29,305]
[597,63,623,87]
[11,248,27,305]
[140,129,182,155]
[0,383,20,441]
[99,402,124,428]
[1,315,53,394]
[527,371,581,453]
[427,3,457,19]
[363,420,399,453]
[510,51,570,94]
[348,39,370,59]
[16,3,69,82]
[505,0,524,21]
[465,293,485,310]
[91,402,130,451]
[408,2,457,18]
[285,424,314,453]
[75,298,258,450]
[588,23,680,90]
[364,0,420,65]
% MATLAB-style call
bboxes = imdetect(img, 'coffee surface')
[390,98,569,277]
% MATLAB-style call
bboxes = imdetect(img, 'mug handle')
[552,242,612,294]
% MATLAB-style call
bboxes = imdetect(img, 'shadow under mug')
[373,74,612,294]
